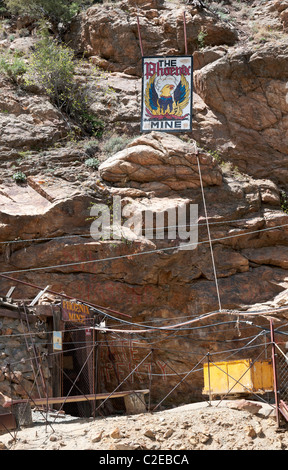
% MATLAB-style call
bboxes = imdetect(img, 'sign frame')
[141,55,193,133]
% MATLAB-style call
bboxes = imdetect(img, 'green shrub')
[103,135,133,156]
[0,52,27,82]
[4,0,82,24]
[25,31,75,107]
[12,171,26,182]
[280,190,288,214]
[25,29,104,136]
[84,157,100,169]
[84,139,99,155]
[197,29,208,48]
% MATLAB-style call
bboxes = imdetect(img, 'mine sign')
[141,56,193,132]
[61,299,91,323]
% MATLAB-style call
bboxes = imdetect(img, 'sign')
[61,299,90,323]
[141,56,193,133]
[53,331,62,351]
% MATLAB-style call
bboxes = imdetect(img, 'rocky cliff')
[0,0,288,407]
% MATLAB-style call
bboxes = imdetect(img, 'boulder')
[194,43,288,183]
[228,400,262,415]
[0,80,68,151]
[99,132,222,194]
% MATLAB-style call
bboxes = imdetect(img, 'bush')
[84,139,99,155]
[3,1,104,26]
[84,157,100,170]
[12,171,26,182]
[4,0,82,25]
[25,29,104,136]
[25,30,75,107]
[103,135,133,156]
[0,52,27,83]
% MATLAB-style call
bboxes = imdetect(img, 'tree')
[4,0,82,25]
[25,28,104,137]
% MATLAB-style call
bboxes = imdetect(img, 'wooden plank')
[2,390,150,408]
[0,307,37,323]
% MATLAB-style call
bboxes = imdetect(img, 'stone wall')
[0,306,51,413]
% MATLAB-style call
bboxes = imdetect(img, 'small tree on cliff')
[25,27,104,137]
[4,0,82,25]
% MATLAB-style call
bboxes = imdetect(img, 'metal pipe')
[23,303,47,398]
[3,390,150,408]
[183,11,188,55]
[270,319,280,428]
[207,352,212,405]
[137,15,144,57]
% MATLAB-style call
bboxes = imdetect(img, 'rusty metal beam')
[0,274,132,318]
[270,319,280,428]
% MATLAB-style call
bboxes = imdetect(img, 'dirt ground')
[0,399,287,451]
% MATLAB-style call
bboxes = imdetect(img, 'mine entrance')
[61,322,97,418]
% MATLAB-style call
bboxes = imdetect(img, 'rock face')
[1,130,288,404]
[1,0,288,409]
[99,132,222,194]
[0,311,51,401]
[67,2,237,76]
[0,78,68,152]
[193,43,288,184]
[268,0,288,29]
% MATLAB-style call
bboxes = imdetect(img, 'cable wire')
[1,221,288,276]
[0,215,275,246]
[196,153,222,311]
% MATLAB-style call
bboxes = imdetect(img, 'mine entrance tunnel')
[61,324,97,418]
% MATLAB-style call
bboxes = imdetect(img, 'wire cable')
[0,215,274,246]
[196,153,222,311]
[1,221,288,276]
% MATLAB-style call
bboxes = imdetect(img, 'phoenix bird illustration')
[145,73,190,119]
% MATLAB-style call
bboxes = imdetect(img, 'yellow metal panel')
[203,361,229,395]
[227,360,252,394]
[203,359,274,396]
[251,360,274,392]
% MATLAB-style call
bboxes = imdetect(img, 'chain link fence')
[277,348,288,404]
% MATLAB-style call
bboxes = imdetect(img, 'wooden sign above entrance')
[61,300,90,323]
[141,56,193,133]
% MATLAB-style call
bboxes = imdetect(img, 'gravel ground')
[0,400,287,451]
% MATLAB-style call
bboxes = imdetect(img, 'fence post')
[270,319,280,428]
[207,353,212,405]
[148,348,153,412]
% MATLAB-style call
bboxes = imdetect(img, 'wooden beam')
[2,390,150,408]
[0,307,37,323]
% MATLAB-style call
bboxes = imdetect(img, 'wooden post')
[124,392,147,415]
[12,402,33,428]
